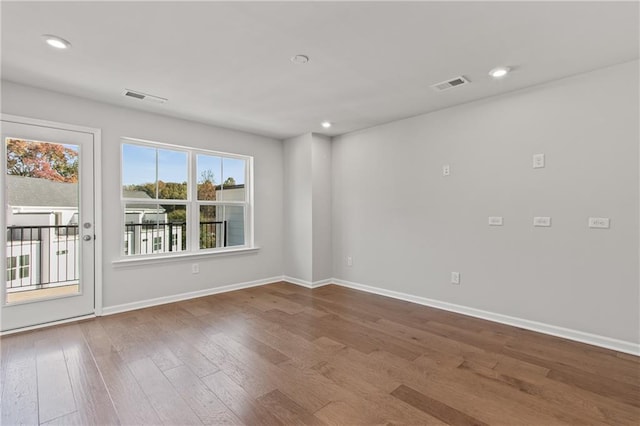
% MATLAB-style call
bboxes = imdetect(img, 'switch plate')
[533,217,551,227]
[451,272,460,285]
[442,164,450,176]
[488,216,503,226]
[588,217,610,229]
[346,256,353,267]
[533,153,545,169]
[191,263,200,274]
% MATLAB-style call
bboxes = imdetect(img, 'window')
[152,236,162,252]
[6,257,16,281]
[121,139,252,258]
[6,255,29,282]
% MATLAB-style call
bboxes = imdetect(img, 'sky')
[122,144,245,186]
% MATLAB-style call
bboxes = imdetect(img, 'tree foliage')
[123,181,188,200]
[122,168,222,235]
[197,169,216,201]
[6,139,78,182]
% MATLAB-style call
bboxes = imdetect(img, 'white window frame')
[118,137,254,261]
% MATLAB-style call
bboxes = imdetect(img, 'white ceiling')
[1,1,638,139]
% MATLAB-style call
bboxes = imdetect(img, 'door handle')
[83,235,92,241]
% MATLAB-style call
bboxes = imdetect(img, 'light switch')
[588,217,610,229]
[533,217,551,227]
[488,216,503,226]
[442,164,450,176]
[451,272,460,285]
[533,153,545,169]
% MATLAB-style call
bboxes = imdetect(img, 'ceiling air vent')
[123,89,167,104]
[430,76,470,92]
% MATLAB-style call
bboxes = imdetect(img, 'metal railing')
[5,221,229,291]
[123,221,227,255]
[6,225,79,290]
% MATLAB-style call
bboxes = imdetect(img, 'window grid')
[121,139,252,258]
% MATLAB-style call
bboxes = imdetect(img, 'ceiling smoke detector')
[430,76,470,92]
[122,89,167,104]
[290,54,309,64]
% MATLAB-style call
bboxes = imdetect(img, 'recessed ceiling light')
[42,34,71,49]
[290,54,309,64]
[321,121,332,129]
[489,66,510,78]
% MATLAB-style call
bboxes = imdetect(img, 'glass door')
[1,119,95,331]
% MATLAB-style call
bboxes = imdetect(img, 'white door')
[1,118,96,331]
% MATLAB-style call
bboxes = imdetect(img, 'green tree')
[158,181,188,200]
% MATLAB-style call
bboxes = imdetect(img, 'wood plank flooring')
[1,282,638,425]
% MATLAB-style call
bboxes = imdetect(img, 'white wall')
[331,61,640,344]
[283,133,313,282]
[1,81,284,308]
[312,134,333,282]
[283,132,333,283]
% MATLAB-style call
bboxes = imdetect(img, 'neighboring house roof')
[123,189,151,199]
[7,175,78,208]
[7,176,164,212]
[122,189,164,210]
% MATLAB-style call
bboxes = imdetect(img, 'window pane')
[124,203,186,255]
[223,205,245,247]
[122,144,157,198]
[197,154,221,201]
[158,149,188,200]
[19,267,29,278]
[199,205,220,249]
[162,204,188,253]
[219,157,246,201]
[122,141,251,258]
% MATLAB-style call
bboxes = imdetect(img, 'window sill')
[112,246,260,268]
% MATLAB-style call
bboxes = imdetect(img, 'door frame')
[0,114,103,332]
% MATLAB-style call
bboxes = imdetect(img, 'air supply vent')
[123,89,167,104]
[431,76,470,92]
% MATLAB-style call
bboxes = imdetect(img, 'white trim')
[0,114,103,318]
[112,246,260,267]
[282,276,333,289]
[119,138,254,259]
[93,128,103,316]
[332,278,640,356]
[0,113,101,135]
[101,275,281,315]
[0,314,96,336]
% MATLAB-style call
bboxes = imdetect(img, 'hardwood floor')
[1,282,638,425]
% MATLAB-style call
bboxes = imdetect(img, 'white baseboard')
[332,278,640,356]
[101,276,283,316]
[99,274,639,356]
[282,276,333,289]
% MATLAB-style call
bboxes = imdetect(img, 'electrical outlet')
[346,256,353,267]
[451,272,460,285]
[488,216,503,226]
[533,217,551,227]
[442,164,450,176]
[588,217,610,229]
[532,153,545,169]
[191,263,200,274]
